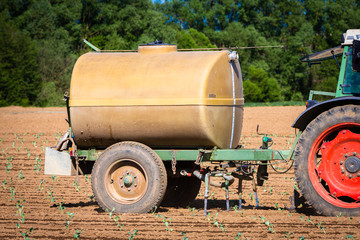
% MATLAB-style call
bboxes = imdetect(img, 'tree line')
[1,0,359,106]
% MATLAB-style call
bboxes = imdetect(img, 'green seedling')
[51,175,58,182]
[317,221,326,234]
[46,187,55,202]
[181,232,189,240]
[235,232,247,240]
[32,141,37,148]
[59,198,65,212]
[26,148,31,157]
[2,179,7,190]
[105,208,124,231]
[17,146,22,152]
[73,230,82,239]
[85,175,90,183]
[284,232,293,238]
[20,227,33,240]
[9,187,16,201]
[65,212,74,229]
[155,213,173,231]
[206,212,226,232]
[15,198,26,225]
[73,181,81,192]
[128,230,138,240]
[12,140,15,148]
[38,179,45,191]
[34,156,41,173]
[18,170,24,181]
[346,234,354,239]
[259,216,275,233]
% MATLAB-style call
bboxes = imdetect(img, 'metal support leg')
[238,179,243,209]
[204,172,210,216]
[225,179,229,211]
[252,175,259,208]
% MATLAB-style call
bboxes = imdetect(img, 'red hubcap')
[308,123,360,208]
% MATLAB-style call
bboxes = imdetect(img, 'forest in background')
[1,0,360,107]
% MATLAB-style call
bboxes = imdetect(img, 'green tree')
[0,14,40,106]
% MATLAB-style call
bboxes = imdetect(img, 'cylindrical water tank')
[69,44,244,149]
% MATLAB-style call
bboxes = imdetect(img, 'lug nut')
[340,161,344,165]
[345,154,348,157]
[120,184,124,188]
[134,184,137,187]
[134,176,137,179]
[127,188,131,191]
[126,171,129,175]
[353,152,357,156]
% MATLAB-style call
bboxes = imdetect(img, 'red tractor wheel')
[295,105,360,216]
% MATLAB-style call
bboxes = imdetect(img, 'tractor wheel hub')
[344,156,360,173]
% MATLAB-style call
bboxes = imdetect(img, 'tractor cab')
[300,29,360,103]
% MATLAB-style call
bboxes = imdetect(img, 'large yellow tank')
[69,44,244,149]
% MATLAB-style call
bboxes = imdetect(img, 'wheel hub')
[106,160,147,204]
[344,156,360,174]
[317,129,360,201]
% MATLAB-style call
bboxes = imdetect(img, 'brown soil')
[0,106,359,240]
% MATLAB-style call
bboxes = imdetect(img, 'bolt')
[120,176,123,179]
[333,192,336,196]
[340,161,344,165]
[126,171,129,175]
[345,153,348,157]
[120,184,124,188]
[322,146,326,149]
[134,184,137,187]
[127,188,131,191]
[134,176,137,179]
[348,174,353,179]
[318,171,322,175]
[353,152,357,156]
[357,172,360,177]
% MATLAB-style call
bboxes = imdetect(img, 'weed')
[346,234,354,239]
[128,229,138,240]
[32,141,37,148]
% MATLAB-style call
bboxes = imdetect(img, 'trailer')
[45,30,360,216]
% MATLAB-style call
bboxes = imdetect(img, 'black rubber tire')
[161,176,201,207]
[295,105,360,216]
[91,141,167,213]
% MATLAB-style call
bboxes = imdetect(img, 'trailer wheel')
[91,141,167,213]
[161,176,201,207]
[295,105,360,216]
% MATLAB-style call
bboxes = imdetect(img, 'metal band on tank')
[230,61,236,148]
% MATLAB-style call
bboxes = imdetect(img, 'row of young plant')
[1,132,359,239]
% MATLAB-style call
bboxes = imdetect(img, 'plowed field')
[0,106,359,239]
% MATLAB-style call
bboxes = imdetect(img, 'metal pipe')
[192,170,234,188]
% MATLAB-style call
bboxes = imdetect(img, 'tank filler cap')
[138,40,177,54]
[227,51,239,62]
